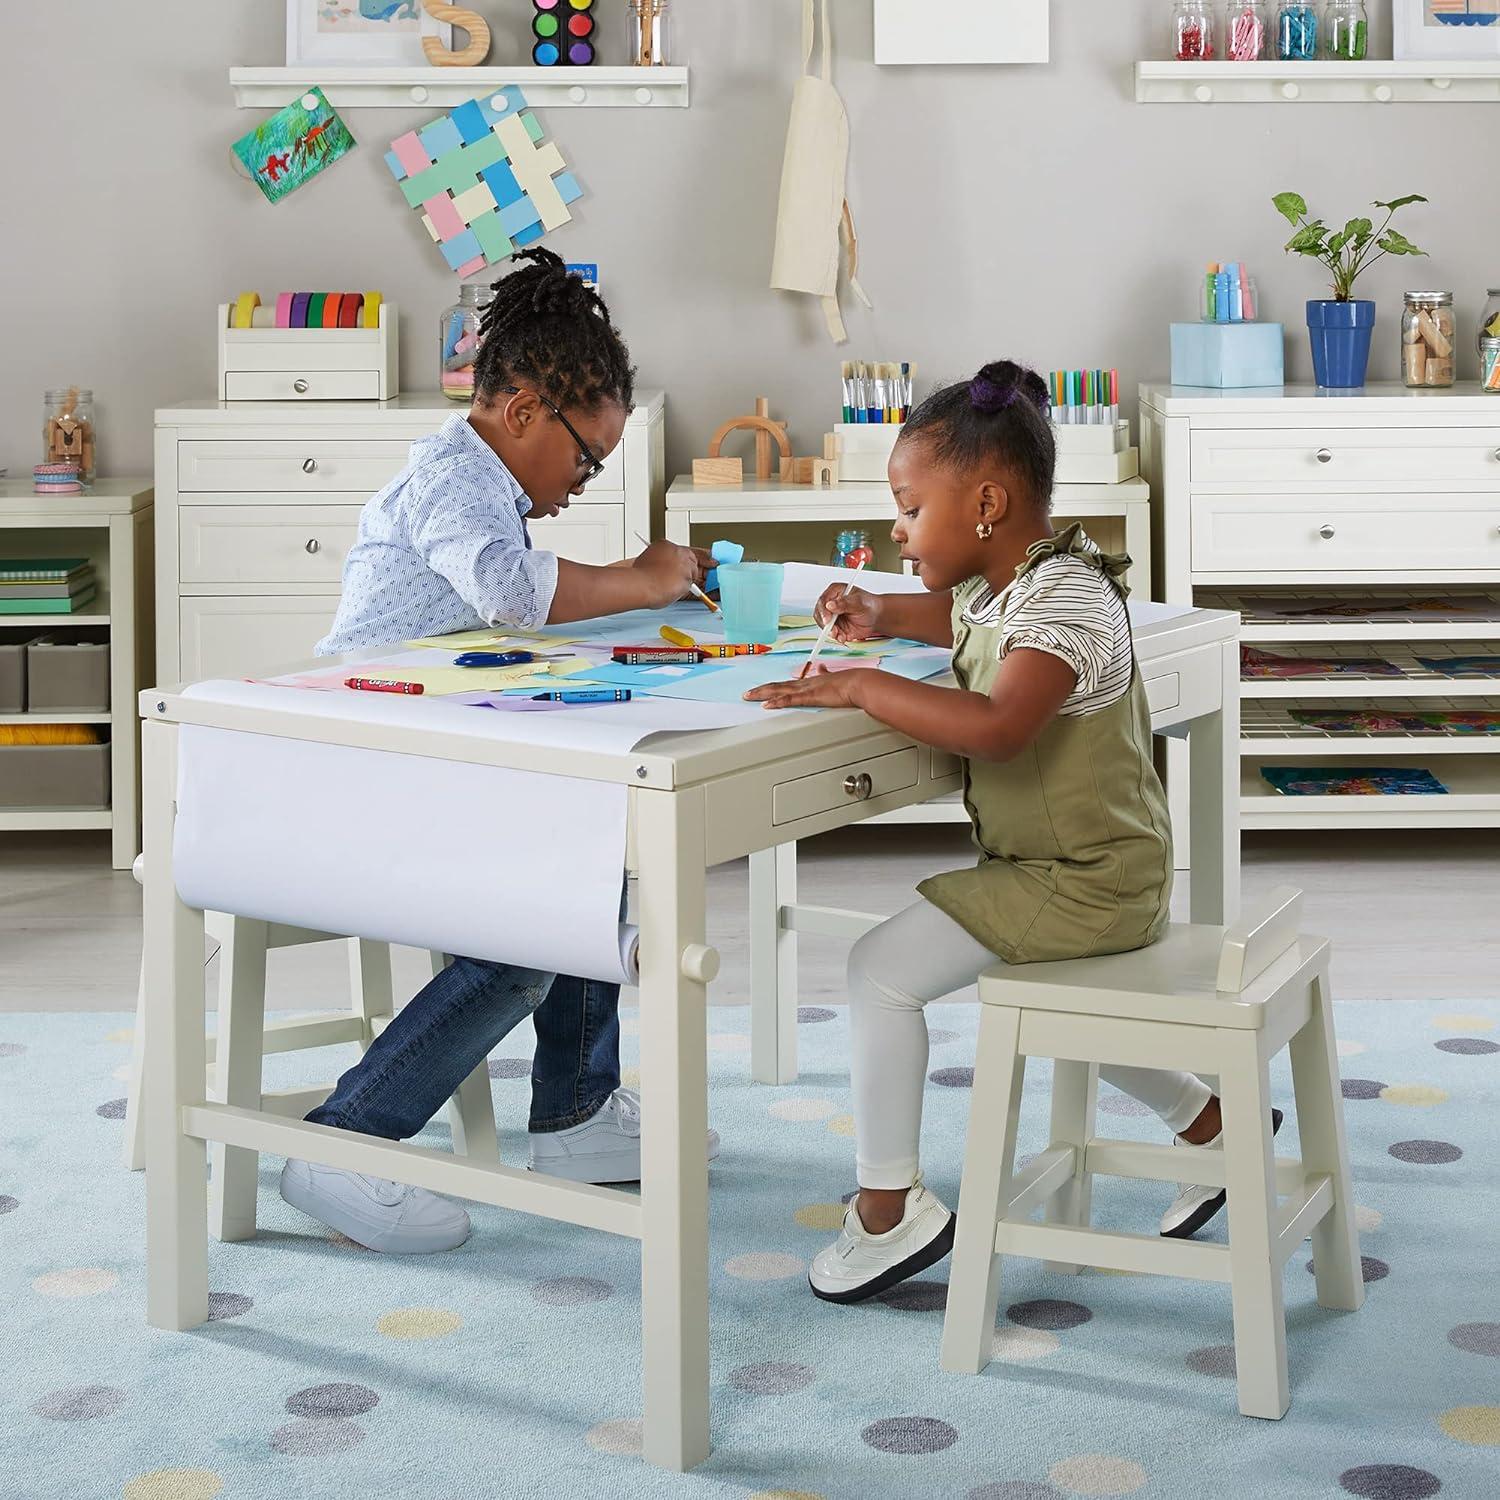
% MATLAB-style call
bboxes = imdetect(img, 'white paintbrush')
[800,557,867,679]
[635,530,719,613]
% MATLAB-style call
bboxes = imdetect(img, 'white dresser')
[1141,382,1500,832]
[153,391,665,686]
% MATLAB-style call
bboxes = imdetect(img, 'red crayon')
[346,677,425,695]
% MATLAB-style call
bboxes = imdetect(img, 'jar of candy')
[1401,291,1456,389]
[1325,0,1367,58]
[439,283,494,403]
[830,529,872,568]
[1225,0,1269,60]
[1277,2,1319,59]
[1478,288,1500,354]
[42,387,95,484]
[1173,0,1216,59]
[1481,337,1500,394]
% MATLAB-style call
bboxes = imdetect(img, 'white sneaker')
[808,1177,955,1304]
[279,1158,471,1254]
[1160,1107,1284,1240]
[527,1087,721,1185]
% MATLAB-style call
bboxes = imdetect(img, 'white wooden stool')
[123,859,499,1241]
[939,887,1363,1420]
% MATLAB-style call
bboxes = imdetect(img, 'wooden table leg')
[635,785,711,1470]
[749,842,798,1085]
[1188,638,1240,926]
[142,718,209,1330]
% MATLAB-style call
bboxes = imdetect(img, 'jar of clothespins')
[42,388,95,484]
[439,283,494,403]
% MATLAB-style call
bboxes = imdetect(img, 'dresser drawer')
[772,747,919,826]
[178,441,412,494]
[1191,427,1500,487]
[179,596,340,682]
[527,505,625,566]
[223,371,383,402]
[180,506,360,585]
[1192,493,1500,573]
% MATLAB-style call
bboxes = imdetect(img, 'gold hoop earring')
[976,522,993,540]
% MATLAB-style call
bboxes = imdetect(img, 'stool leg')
[349,939,394,1050]
[941,1003,1026,1375]
[209,917,268,1243]
[1042,1060,1098,1274]
[122,959,148,1171]
[1219,1030,1289,1420]
[1289,965,1364,1313]
[431,952,499,1163]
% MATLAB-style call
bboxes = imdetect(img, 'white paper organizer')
[216,302,398,402]
[1052,420,1139,485]
[835,423,903,483]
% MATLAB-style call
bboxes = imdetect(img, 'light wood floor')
[2,828,1496,1016]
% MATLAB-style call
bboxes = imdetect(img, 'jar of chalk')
[439,282,495,403]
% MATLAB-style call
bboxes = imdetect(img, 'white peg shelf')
[230,66,689,110]
[1135,60,1500,104]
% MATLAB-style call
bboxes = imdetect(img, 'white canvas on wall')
[874,0,1050,65]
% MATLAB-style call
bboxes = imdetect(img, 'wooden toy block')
[810,456,838,487]
[702,396,794,481]
[421,0,492,65]
[693,457,744,486]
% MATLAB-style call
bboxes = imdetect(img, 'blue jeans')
[306,958,621,1140]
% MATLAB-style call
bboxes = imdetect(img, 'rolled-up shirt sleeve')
[996,572,1114,698]
[404,457,558,630]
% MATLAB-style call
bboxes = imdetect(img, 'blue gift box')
[1170,322,1285,389]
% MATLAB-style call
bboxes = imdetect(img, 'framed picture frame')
[286,1,451,67]
[1393,0,1500,61]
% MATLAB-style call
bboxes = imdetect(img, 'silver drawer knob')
[1318,524,1336,540]
[1316,448,1333,464]
[293,379,310,394]
[843,772,873,800]
[1493,448,1500,462]
[305,538,321,554]
[301,458,317,473]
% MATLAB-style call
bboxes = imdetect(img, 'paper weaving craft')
[384,87,582,274]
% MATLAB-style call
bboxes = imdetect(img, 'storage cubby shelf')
[1242,697,1500,753]
[230,66,689,110]
[1242,640,1500,696]
[1242,756,1500,828]
[1136,60,1500,104]
[1199,587,1500,642]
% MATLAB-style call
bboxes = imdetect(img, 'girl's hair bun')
[970,360,1050,416]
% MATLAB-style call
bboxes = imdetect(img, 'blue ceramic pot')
[1306,299,1375,389]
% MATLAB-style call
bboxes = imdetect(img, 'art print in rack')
[286,0,451,65]
[1393,0,1500,58]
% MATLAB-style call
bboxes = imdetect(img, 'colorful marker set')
[841,361,913,424]
[532,0,596,66]
[1048,370,1120,426]
[1202,261,1259,324]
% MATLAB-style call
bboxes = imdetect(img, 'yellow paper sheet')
[779,614,818,629]
[357,658,592,695]
[403,629,582,652]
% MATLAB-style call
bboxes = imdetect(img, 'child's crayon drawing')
[231,88,356,205]
[1261,765,1449,796]
[1241,647,1402,679]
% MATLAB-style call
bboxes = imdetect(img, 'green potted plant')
[1273,192,1429,388]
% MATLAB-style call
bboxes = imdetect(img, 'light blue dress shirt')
[317,413,558,654]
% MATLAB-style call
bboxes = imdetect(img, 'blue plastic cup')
[718,562,784,645]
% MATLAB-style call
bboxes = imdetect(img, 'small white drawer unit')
[1141,382,1500,834]
[155,391,665,685]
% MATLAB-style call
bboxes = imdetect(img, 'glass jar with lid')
[1276,2,1319,59]
[42,387,95,484]
[830,529,872,568]
[628,0,669,65]
[1401,291,1456,388]
[1173,0,1216,59]
[1478,287,1500,354]
[1225,1,1269,60]
[439,282,495,404]
[1325,0,1367,58]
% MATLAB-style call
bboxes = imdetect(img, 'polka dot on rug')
[876,1279,948,1313]
[1046,1453,1148,1495]
[861,1416,958,1455]
[929,1067,974,1088]
[1338,1465,1442,1500]
[728,1361,815,1394]
[991,1326,1060,1362]
[1435,1037,1499,1055]
[1006,1298,1092,1331]
[33,1267,117,1298]
[487,1057,530,1080]
[285,1383,379,1418]
[30,1385,126,1421]
[1097,1091,1153,1118]
[531,1276,612,1307]
[1341,1079,1387,1101]
[793,1202,846,1232]
[749,1491,824,1500]
[1379,1084,1448,1107]
[0,1042,27,1058]
[95,1097,127,1119]
[207,1292,253,1321]
[123,1470,223,1500]
[725,1252,804,1281]
[1432,1013,1494,1033]
[770,1097,840,1123]
[826,1114,856,1138]
[1306,1254,1388,1284]
[0,1195,18,1215]
[1355,1204,1383,1232]
[1185,1344,1236,1378]
[1388,1139,1462,1164]
[1337,1039,1367,1058]
[927,1028,959,1045]
[1438,1405,1500,1445]
[270,1417,365,1456]
[798,1007,836,1024]
[969,1484,1066,1500]
[375,1307,461,1340]
[1448,1321,1500,1357]
[585,1417,642,1455]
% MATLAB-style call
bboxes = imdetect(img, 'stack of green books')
[0,558,97,614]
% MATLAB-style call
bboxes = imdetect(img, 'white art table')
[139,597,1238,1471]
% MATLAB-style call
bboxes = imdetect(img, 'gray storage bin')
[26,631,110,713]
[0,742,110,807]
[0,627,33,714]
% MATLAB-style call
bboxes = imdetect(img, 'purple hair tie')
[969,376,1017,414]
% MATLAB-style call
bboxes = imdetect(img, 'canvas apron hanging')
[770,0,870,342]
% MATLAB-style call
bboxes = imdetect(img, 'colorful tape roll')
[361,291,382,329]
[232,291,261,329]
[306,292,327,328]
[322,293,343,328]
[289,292,312,328]
[338,292,363,328]
[233,292,381,330]
[275,292,295,328]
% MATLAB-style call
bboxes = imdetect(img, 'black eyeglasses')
[500,385,605,484]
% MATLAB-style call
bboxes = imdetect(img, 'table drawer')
[772,747,919,826]
[178,441,412,494]
[180,505,360,585]
[223,371,383,402]
[179,596,339,682]
[1191,493,1500,573]
[1191,427,1500,487]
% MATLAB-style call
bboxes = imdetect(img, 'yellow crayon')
[660,626,697,649]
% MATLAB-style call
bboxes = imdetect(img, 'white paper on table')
[781,562,927,615]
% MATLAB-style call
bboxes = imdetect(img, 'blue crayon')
[531,688,632,704]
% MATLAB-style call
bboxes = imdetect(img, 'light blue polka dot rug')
[2,999,1496,1500]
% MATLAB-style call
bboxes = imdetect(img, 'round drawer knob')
[301,457,318,473]
[1316,448,1333,464]
[293,379,310,395]
[679,943,720,984]
[305,538,321,554]
[1493,448,1500,462]
[843,772,873,800]
[1318,524,1337,540]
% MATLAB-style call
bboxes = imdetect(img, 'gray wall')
[3,2,1495,483]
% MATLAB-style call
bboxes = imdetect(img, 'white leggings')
[848,898,1214,1190]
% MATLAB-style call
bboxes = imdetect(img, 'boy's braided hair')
[473,247,636,413]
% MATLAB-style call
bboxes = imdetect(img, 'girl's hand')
[632,540,714,607]
[812,583,885,643]
[744,663,862,711]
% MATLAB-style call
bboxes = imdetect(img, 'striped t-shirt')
[958,534,1132,717]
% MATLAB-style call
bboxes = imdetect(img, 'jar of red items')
[1173,0,1216,59]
